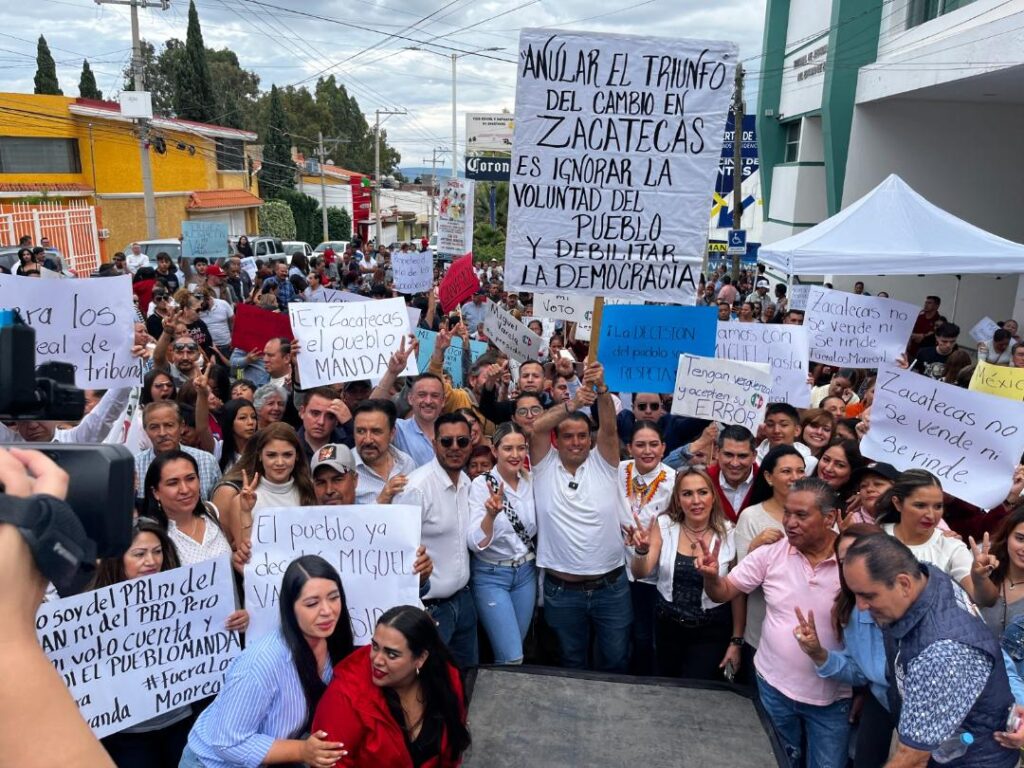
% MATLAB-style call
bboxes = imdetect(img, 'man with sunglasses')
[395,412,478,668]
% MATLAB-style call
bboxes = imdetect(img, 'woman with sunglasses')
[171,288,216,360]
[467,423,537,665]
[146,286,174,338]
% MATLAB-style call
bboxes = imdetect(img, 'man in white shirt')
[262,337,292,391]
[529,361,633,672]
[198,290,234,361]
[351,399,417,505]
[396,412,477,668]
[125,242,148,274]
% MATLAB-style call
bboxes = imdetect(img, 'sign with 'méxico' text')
[599,304,717,392]
[483,299,544,362]
[716,321,810,407]
[245,505,422,645]
[804,287,917,367]
[289,298,417,386]
[861,366,1024,509]
[672,354,771,430]
[0,273,143,388]
[969,360,1024,402]
[505,29,736,303]
[36,557,240,738]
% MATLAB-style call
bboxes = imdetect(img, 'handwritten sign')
[437,178,475,258]
[36,557,240,738]
[290,298,416,386]
[504,29,736,303]
[181,221,229,260]
[672,354,771,430]
[245,505,422,645]
[804,287,917,367]
[716,321,810,407]
[533,293,594,325]
[862,366,1024,509]
[438,253,480,312]
[230,303,293,352]
[969,360,1024,402]
[788,284,812,312]
[414,328,489,387]
[969,316,1000,344]
[599,305,717,392]
[393,249,434,294]
[483,299,543,362]
[0,273,142,388]
[240,256,256,280]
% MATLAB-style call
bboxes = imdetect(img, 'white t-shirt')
[883,524,973,584]
[533,449,623,576]
[200,298,234,347]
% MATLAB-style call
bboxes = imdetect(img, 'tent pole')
[952,275,961,323]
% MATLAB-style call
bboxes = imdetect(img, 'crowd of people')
[4,234,1024,768]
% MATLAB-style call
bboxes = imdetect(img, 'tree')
[125,40,180,116]
[258,200,296,239]
[208,48,259,132]
[276,190,321,245]
[78,60,102,100]
[34,36,62,95]
[259,85,295,198]
[175,0,216,122]
[327,207,352,241]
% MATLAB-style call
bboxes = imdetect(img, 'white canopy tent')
[759,174,1024,276]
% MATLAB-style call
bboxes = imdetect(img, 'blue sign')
[599,305,718,393]
[727,229,747,255]
[414,328,489,388]
[181,221,229,260]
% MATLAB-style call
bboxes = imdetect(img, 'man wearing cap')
[754,276,771,304]
[205,263,240,304]
[461,289,488,337]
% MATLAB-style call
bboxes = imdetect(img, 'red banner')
[438,252,480,313]
[230,303,293,353]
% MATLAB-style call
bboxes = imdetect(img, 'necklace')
[625,464,667,513]
[680,525,710,553]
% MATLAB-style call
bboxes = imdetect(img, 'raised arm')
[591,361,619,467]
[529,387,597,464]
[370,334,417,400]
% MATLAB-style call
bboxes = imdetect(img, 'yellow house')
[0,92,261,254]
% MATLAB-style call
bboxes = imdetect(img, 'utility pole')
[730,62,745,282]
[422,147,447,236]
[451,53,458,178]
[94,0,168,240]
[374,108,405,247]
[318,131,329,243]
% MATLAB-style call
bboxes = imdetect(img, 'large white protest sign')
[483,299,544,362]
[804,287,917,367]
[36,557,240,738]
[969,316,1000,344]
[393,250,434,294]
[289,298,417,386]
[437,178,475,258]
[0,273,143,388]
[716,322,811,407]
[505,29,736,303]
[671,354,771,430]
[862,366,1024,509]
[245,505,422,644]
[533,293,594,325]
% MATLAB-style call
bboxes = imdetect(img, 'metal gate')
[0,201,102,275]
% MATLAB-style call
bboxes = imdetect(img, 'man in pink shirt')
[698,477,851,768]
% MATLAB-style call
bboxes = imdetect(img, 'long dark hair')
[815,439,866,498]
[141,449,215,529]
[141,367,177,406]
[833,523,883,637]
[217,398,258,471]
[875,469,942,525]
[990,507,1024,586]
[92,518,180,588]
[280,556,354,735]
[748,445,805,507]
[222,422,318,505]
[377,606,471,761]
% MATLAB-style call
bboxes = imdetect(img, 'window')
[784,121,801,163]
[215,138,245,171]
[908,0,977,28]
[0,137,81,173]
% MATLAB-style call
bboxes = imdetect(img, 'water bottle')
[931,730,973,763]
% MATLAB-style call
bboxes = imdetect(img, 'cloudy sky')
[0,0,766,171]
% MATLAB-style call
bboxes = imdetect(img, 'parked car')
[313,240,349,258]
[121,239,183,267]
[0,246,74,276]
[228,235,286,261]
[282,241,314,262]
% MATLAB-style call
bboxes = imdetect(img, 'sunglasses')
[154,295,168,301]
[635,402,661,412]
[515,405,543,417]
[438,436,471,448]
[173,343,199,352]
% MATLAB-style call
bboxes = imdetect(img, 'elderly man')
[842,535,1020,768]
[262,337,292,390]
[224,257,253,301]
[698,477,850,767]
[133,401,221,500]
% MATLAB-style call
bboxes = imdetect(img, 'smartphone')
[723,660,736,683]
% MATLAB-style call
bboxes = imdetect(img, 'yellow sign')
[969,360,1024,401]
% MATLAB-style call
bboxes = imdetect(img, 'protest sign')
[862,366,1024,509]
[504,29,736,304]
[37,557,240,738]
[181,221,229,260]
[240,256,256,280]
[969,360,1024,402]
[245,505,422,644]
[230,303,293,353]
[0,273,142,388]
[671,354,771,430]
[437,178,475,258]
[598,305,716,392]
[969,316,1000,344]
[393,250,434,294]
[414,328,488,387]
[804,287,917,367]
[716,321,811,407]
[533,293,594,325]
[289,298,417,386]
[483,299,543,362]
[788,284,812,312]
[438,253,480,312]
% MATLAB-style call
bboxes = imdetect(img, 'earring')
[416,667,420,676]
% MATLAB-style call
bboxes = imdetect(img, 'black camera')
[0,310,84,422]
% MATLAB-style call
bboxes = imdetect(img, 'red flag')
[230,303,293,352]
[438,252,480,313]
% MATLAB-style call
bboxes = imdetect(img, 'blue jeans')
[178,745,203,768]
[426,586,479,668]
[542,569,633,672]
[470,556,537,664]
[757,675,851,768]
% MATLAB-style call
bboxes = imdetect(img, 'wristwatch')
[730,636,744,647]
[595,385,609,394]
